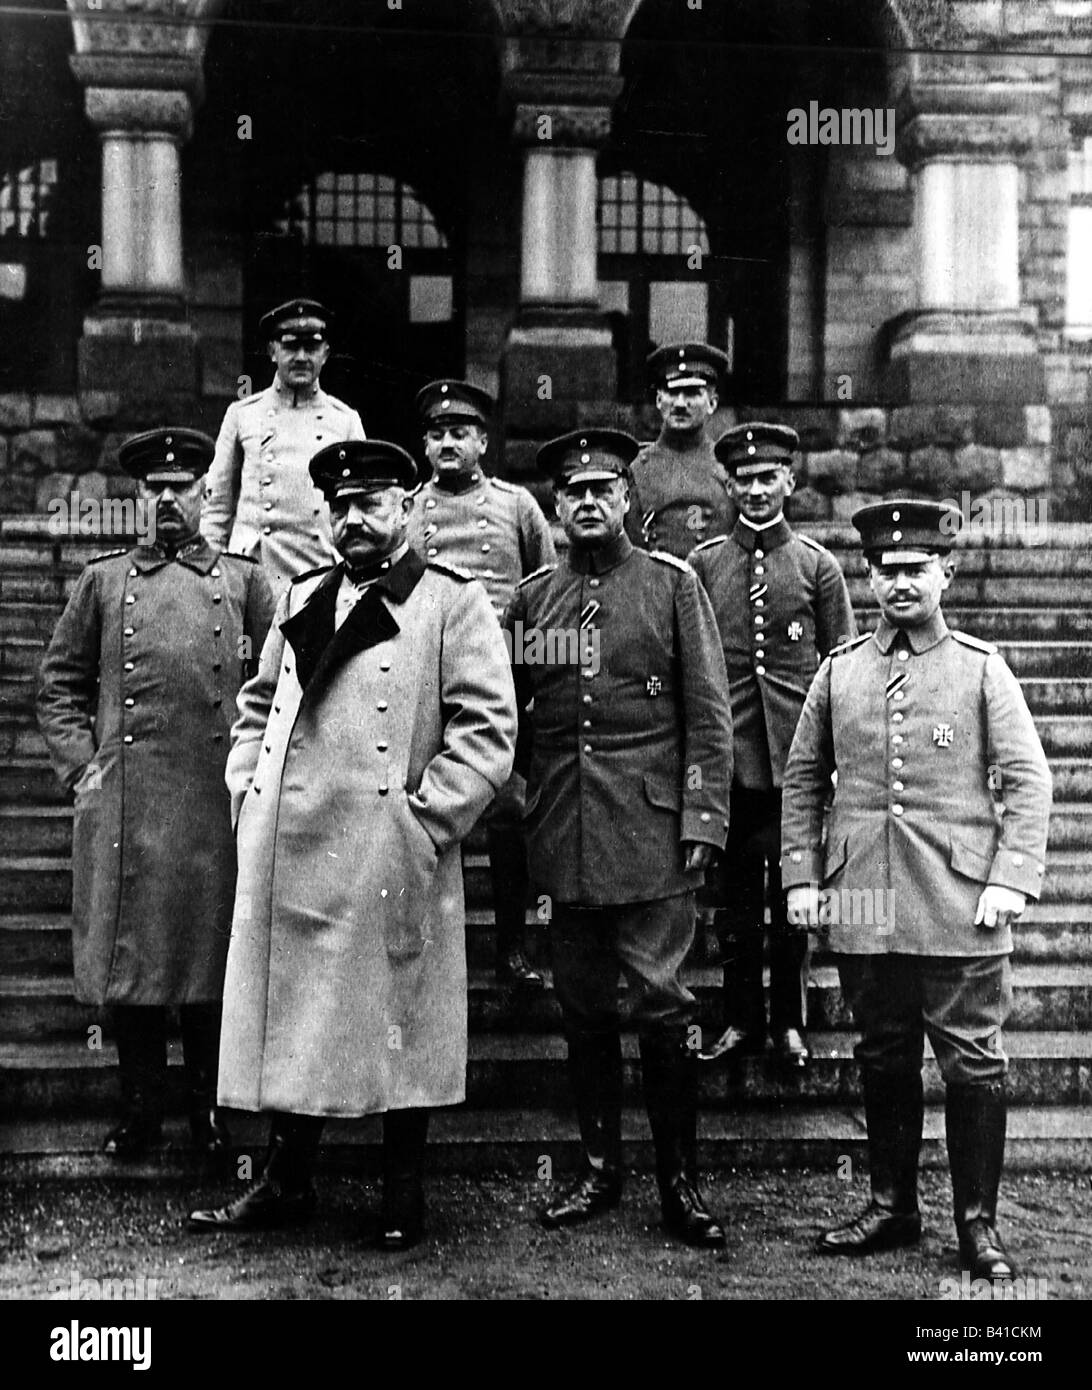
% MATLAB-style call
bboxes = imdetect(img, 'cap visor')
[662,375,711,389]
[732,457,791,475]
[332,479,401,498]
[877,548,936,565]
[560,468,624,486]
[144,469,200,484]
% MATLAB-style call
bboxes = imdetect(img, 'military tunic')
[781,611,1052,957]
[503,533,733,906]
[624,434,734,560]
[688,517,857,789]
[407,472,556,621]
[36,538,275,1005]
[201,378,365,594]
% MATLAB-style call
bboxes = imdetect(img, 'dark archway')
[188,0,503,442]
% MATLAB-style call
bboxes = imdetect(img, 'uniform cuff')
[681,808,728,848]
[989,846,1046,900]
[781,847,823,887]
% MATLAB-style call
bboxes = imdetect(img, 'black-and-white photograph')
[1,0,1089,1334]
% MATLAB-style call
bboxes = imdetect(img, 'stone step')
[3,849,1090,914]
[2,1031,1089,1115]
[852,606,1092,640]
[1049,759,1092,801]
[988,642,1092,677]
[5,962,1092,1042]
[3,1105,1091,1173]
[1016,677,1092,714]
[844,576,1092,606]
[0,760,70,805]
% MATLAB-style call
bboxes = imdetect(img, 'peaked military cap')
[715,422,800,475]
[310,440,430,499]
[852,498,963,564]
[647,341,730,391]
[260,298,331,343]
[537,428,641,487]
[118,428,215,484]
[416,379,494,428]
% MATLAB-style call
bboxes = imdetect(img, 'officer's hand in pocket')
[974,884,1027,931]
[683,841,714,873]
[786,883,820,930]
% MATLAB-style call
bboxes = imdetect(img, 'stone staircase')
[1,515,1090,1174]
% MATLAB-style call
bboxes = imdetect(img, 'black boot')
[180,1002,231,1161]
[640,1030,725,1248]
[187,1113,323,1230]
[946,1079,1016,1280]
[818,1068,923,1254]
[769,926,810,1070]
[698,922,765,1063]
[488,824,543,989]
[379,1108,430,1250]
[103,1006,167,1159]
[540,1033,624,1228]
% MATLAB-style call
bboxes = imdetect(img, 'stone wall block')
[11,430,59,477]
[804,449,858,496]
[857,446,907,493]
[831,490,873,521]
[976,405,1028,449]
[952,444,1004,494]
[0,395,32,430]
[907,445,957,496]
[837,407,887,451]
[1001,446,1052,491]
[787,485,831,522]
[35,473,78,513]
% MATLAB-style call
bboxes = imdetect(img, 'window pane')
[409,274,453,323]
[649,280,708,345]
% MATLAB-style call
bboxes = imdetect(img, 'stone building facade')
[2,0,1092,519]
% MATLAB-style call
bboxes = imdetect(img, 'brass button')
[589,578,600,588]
[583,744,592,754]
[756,664,766,675]
[892,712,904,723]
[124,698,134,708]
[892,758,903,769]
[582,695,592,705]
[124,627,134,637]
[125,595,135,605]
[263,526,272,535]
[892,781,904,792]
[754,549,764,560]
[790,851,802,863]
[124,662,134,672]
[378,784,389,795]
[123,735,133,745]
[377,742,388,752]
[897,650,909,662]
[700,812,711,823]
[892,803,904,816]
[377,700,388,711]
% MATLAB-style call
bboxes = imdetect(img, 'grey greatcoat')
[36,539,275,1005]
[217,549,517,1117]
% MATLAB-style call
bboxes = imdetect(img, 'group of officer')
[36,301,1052,1280]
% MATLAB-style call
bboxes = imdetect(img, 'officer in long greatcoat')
[625,342,734,560]
[782,500,1052,1281]
[504,428,733,1247]
[201,298,366,594]
[689,423,856,1069]
[189,440,516,1250]
[37,429,275,1159]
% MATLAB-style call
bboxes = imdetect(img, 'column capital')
[82,86,195,141]
[895,69,1052,167]
[512,101,615,148]
[70,51,205,104]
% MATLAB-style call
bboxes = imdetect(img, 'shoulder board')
[324,394,357,414]
[220,551,259,565]
[951,630,998,655]
[797,533,826,553]
[692,535,728,554]
[648,550,692,572]
[517,563,557,588]
[87,549,128,565]
[490,477,521,494]
[830,633,871,658]
[290,564,335,584]
[428,559,475,582]
[236,387,267,408]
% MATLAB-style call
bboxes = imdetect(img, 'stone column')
[499,40,624,436]
[884,63,1048,404]
[68,39,209,409]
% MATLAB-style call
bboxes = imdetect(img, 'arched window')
[275,172,449,253]
[597,172,725,399]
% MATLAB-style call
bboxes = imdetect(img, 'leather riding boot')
[640,1030,725,1248]
[818,1068,923,1254]
[540,1033,624,1228]
[379,1108,430,1250]
[487,824,543,989]
[946,1079,1016,1280]
[187,1113,323,1230]
[698,921,765,1063]
[769,927,810,1069]
[180,1002,231,1160]
[103,1006,167,1159]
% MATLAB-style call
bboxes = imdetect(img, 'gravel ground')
[2,1167,1089,1302]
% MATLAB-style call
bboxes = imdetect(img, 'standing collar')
[430,469,484,496]
[273,374,322,406]
[566,530,633,575]
[132,535,217,574]
[732,515,792,553]
[873,608,950,654]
